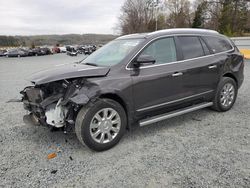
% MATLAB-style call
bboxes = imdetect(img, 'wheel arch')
[98,93,131,129]
[99,93,127,115]
[222,72,238,87]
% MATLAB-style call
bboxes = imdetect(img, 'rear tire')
[212,77,237,112]
[75,98,127,151]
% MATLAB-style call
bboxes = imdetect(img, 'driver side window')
[141,37,177,65]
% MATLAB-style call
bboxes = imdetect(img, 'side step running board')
[139,102,213,127]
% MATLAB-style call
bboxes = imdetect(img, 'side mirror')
[134,54,156,67]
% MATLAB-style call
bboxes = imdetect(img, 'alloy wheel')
[90,108,121,144]
[220,83,235,107]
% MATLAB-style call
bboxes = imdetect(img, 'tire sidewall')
[76,99,127,151]
[215,77,238,111]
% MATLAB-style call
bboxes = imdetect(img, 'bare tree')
[119,0,156,34]
[165,0,192,28]
[196,0,222,30]
[118,0,250,36]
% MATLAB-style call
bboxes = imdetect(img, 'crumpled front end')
[21,79,84,131]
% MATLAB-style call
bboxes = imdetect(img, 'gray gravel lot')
[0,54,249,188]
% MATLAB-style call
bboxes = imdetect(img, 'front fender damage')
[68,83,100,105]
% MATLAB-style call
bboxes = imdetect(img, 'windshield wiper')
[75,56,88,64]
[84,62,98,67]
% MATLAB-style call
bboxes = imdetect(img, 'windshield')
[81,39,144,66]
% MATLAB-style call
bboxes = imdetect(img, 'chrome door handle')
[172,72,183,77]
[208,65,217,69]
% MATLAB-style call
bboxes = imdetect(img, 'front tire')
[75,98,127,151]
[212,77,238,112]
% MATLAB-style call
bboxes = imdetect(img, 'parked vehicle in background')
[52,47,60,54]
[0,47,52,57]
[66,46,72,52]
[5,49,29,57]
[20,29,244,151]
[31,48,46,56]
[65,45,97,56]
[84,46,92,55]
[76,46,85,54]
[59,47,67,53]
[0,49,7,57]
[26,49,36,56]
[92,45,97,52]
[41,47,52,55]
[67,50,78,56]
[66,46,78,56]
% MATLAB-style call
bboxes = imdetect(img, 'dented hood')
[29,63,110,85]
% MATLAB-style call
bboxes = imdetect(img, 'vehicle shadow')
[25,108,215,153]
[123,108,215,140]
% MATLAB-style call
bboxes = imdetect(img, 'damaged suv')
[21,29,244,151]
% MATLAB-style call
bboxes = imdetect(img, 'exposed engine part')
[25,87,44,103]
[45,98,68,128]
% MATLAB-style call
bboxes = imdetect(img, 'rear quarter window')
[203,36,233,53]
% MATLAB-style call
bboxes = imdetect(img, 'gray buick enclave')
[21,28,244,151]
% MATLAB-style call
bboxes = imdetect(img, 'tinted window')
[200,38,210,55]
[140,37,177,64]
[203,36,233,53]
[178,36,204,59]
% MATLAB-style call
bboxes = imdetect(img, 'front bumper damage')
[23,100,71,129]
[20,63,109,131]
[21,81,83,131]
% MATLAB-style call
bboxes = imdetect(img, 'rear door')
[176,36,221,97]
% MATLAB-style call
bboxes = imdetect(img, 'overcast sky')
[0,0,125,36]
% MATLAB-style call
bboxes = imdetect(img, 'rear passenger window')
[178,36,204,59]
[140,37,177,65]
[203,36,233,53]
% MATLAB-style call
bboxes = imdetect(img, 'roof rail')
[117,33,148,39]
[148,28,219,35]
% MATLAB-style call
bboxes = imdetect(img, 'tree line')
[0,36,21,47]
[0,34,117,47]
[118,0,250,36]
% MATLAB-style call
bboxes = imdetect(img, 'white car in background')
[59,47,67,53]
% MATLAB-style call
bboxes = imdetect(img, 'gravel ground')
[0,54,249,188]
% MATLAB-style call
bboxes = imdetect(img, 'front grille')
[25,87,44,103]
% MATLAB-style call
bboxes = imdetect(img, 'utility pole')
[154,0,160,31]
[147,0,161,31]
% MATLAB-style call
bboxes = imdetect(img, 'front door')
[131,37,185,115]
